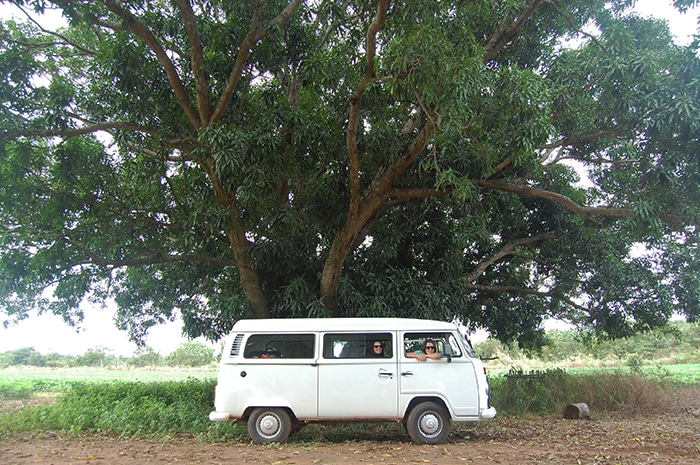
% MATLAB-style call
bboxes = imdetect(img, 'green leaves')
[1,0,700,348]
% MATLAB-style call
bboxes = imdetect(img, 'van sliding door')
[317,332,399,419]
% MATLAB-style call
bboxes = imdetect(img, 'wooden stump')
[563,403,590,419]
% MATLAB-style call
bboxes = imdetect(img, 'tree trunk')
[320,222,358,316]
[228,220,270,319]
[563,403,590,420]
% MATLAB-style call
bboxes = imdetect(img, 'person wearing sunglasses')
[368,340,386,357]
[405,338,442,362]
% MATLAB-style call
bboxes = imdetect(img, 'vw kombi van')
[209,318,496,444]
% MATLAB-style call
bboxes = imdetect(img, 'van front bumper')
[209,411,231,422]
[480,407,497,419]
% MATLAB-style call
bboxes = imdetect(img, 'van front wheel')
[247,408,292,444]
[405,402,450,444]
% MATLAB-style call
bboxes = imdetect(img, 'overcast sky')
[1,1,698,356]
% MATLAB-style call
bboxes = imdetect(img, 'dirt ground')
[2,412,700,465]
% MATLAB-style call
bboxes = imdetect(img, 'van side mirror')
[441,343,453,363]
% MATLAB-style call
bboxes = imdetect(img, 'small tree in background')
[74,347,110,368]
[130,346,162,368]
[165,342,214,368]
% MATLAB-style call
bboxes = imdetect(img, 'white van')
[209,318,496,444]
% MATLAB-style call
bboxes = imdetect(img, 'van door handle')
[379,372,394,377]
[401,371,413,376]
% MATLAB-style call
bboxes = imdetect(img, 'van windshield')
[457,331,478,358]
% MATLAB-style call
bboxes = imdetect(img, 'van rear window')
[243,334,315,359]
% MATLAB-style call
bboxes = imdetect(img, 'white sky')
[0,1,698,356]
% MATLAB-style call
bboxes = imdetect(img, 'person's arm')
[406,351,429,362]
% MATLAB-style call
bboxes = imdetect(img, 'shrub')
[490,368,691,417]
[165,342,214,367]
[0,378,244,439]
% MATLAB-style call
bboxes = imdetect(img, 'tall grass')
[1,369,698,439]
[0,378,245,439]
[490,367,700,416]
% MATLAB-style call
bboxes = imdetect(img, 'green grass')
[1,366,216,383]
[1,365,699,440]
[488,363,700,385]
[0,367,216,400]
[0,378,244,439]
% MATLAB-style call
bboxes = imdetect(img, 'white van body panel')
[210,318,496,440]
[233,362,318,418]
[399,354,479,418]
[318,357,399,419]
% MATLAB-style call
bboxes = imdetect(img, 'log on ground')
[563,403,590,419]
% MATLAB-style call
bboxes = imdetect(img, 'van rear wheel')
[405,402,450,444]
[247,408,292,443]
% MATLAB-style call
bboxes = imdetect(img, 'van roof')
[230,317,460,333]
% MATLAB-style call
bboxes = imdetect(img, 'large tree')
[1,0,699,347]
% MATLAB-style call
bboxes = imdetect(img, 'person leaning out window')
[405,338,441,362]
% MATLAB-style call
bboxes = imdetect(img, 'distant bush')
[165,342,214,367]
[475,321,700,368]
[130,347,163,367]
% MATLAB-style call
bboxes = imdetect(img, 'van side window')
[403,332,462,358]
[243,334,315,359]
[322,333,393,359]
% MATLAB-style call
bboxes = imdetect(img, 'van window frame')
[402,332,463,358]
[242,333,316,359]
[322,332,394,359]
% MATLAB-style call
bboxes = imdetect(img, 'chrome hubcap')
[259,413,280,437]
[419,412,441,437]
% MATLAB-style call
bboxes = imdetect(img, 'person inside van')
[369,340,385,357]
[405,338,442,362]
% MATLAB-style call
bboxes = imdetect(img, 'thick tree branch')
[210,0,303,124]
[68,242,236,268]
[346,0,390,218]
[101,0,201,129]
[465,231,556,283]
[2,121,159,142]
[388,186,450,199]
[483,0,546,62]
[468,283,590,312]
[176,0,212,124]
[474,179,604,225]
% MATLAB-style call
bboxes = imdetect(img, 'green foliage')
[0,377,68,399]
[165,342,215,368]
[1,1,700,349]
[130,346,163,368]
[477,321,700,365]
[0,378,243,438]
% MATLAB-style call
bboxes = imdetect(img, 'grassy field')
[1,364,699,438]
[0,366,216,398]
[2,363,699,398]
[487,363,700,384]
[0,366,216,383]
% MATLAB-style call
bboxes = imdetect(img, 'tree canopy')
[1,0,699,348]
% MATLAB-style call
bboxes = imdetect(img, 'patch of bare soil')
[0,397,56,415]
[2,413,700,465]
